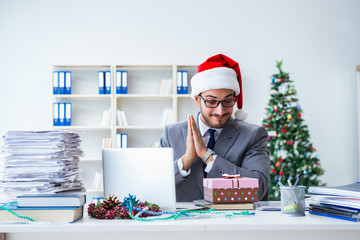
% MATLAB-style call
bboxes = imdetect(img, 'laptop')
[102,148,176,211]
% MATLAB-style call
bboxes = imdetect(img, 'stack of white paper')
[0,130,85,201]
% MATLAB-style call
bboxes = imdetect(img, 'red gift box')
[203,176,259,203]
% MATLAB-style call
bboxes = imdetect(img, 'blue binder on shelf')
[65,102,72,126]
[116,71,121,94]
[53,71,59,94]
[59,72,65,94]
[121,133,128,148]
[59,102,65,126]
[177,71,182,94]
[65,71,72,94]
[98,71,105,94]
[116,133,121,148]
[53,103,59,126]
[121,71,128,94]
[105,71,111,94]
[116,133,128,148]
[182,71,188,94]
[176,71,188,94]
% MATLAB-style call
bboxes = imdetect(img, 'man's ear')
[194,96,201,107]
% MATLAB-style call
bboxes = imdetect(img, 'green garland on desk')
[88,194,162,219]
[88,194,255,220]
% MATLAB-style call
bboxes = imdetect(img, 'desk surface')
[1,210,360,233]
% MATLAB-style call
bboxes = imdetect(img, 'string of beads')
[126,201,254,221]
[0,201,35,222]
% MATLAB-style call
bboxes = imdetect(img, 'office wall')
[0,0,359,186]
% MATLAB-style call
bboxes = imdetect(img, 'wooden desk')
[1,210,360,240]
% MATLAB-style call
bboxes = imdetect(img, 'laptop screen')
[102,148,176,211]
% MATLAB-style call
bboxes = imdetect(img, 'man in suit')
[160,54,270,202]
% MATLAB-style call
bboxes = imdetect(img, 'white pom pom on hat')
[190,54,247,120]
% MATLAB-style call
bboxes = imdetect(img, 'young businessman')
[160,54,270,202]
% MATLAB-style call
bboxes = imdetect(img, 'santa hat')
[190,54,248,120]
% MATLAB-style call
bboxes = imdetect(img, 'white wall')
[1,0,359,186]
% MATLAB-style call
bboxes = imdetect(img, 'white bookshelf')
[52,64,199,199]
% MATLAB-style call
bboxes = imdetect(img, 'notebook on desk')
[102,148,176,211]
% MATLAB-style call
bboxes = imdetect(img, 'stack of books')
[100,108,112,127]
[160,108,173,126]
[308,182,360,221]
[0,130,85,202]
[157,79,172,95]
[0,193,86,222]
[116,110,128,127]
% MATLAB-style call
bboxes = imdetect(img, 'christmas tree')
[262,60,325,200]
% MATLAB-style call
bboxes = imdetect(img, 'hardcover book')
[0,204,83,222]
[17,193,86,207]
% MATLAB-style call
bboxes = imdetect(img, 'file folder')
[121,71,128,94]
[121,133,128,148]
[105,71,111,94]
[177,71,182,94]
[59,102,65,126]
[98,71,105,94]
[53,103,59,126]
[116,71,121,94]
[182,71,188,94]
[116,133,121,148]
[59,72,65,94]
[65,71,72,94]
[65,102,72,126]
[53,71,59,94]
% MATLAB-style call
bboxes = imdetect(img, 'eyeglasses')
[198,95,236,108]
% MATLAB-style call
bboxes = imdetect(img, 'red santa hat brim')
[190,67,240,98]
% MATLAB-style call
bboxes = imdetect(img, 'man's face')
[194,89,236,128]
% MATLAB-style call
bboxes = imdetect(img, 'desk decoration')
[88,194,255,221]
[87,194,161,219]
[203,176,259,203]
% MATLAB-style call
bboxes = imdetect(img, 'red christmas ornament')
[279,171,284,176]
[271,168,276,173]
[280,112,284,116]
[280,78,284,83]
[309,146,315,151]
[273,108,278,112]
[315,161,321,166]
[275,161,281,168]
[286,140,294,145]
[264,124,273,128]
[298,113,302,117]
[281,129,287,134]
[279,158,284,162]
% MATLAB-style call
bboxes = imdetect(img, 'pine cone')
[102,195,121,210]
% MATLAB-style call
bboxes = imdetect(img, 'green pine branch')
[272,60,289,79]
